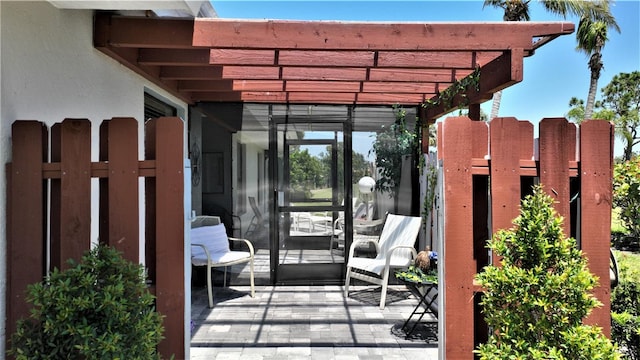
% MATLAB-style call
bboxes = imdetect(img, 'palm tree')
[577,16,619,119]
[483,0,619,120]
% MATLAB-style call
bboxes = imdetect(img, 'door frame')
[268,116,353,284]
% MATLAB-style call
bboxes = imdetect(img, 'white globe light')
[358,176,376,194]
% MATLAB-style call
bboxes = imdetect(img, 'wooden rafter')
[94,13,574,121]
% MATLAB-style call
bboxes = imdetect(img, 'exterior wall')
[0,1,188,352]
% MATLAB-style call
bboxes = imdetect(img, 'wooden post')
[441,116,476,359]
[580,120,613,336]
[146,117,185,359]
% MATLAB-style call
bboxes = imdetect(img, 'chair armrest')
[229,237,255,257]
[385,245,418,267]
[191,243,211,262]
[347,239,381,259]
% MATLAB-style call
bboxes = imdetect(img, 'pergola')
[91,14,583,359]
[94,14,574,123]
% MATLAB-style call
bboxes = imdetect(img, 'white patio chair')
[191,216,255,308]
[344,213,422,309]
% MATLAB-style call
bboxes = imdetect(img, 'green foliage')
[422,67,481,112]
[8,245,165,360]
[475,185,619,359]
[613,157,640,239]
[395,265,437,284]
[611,251,640,359]
[289,148,325,191]
[369,106,418,196]
[566,96,615,123]
[601,71,640,161]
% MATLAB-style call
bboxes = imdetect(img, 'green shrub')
[475,185,619,359]
[611,251,640,360]
[613,157,640,239]
[8,245,165,360]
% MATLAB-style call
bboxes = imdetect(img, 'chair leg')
[207,264,214,308]
[249,258,255,297]
[379,269,390,310]
[344,267,352,297]
[223,267,228,288]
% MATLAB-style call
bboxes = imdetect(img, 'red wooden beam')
[138,49,211,66]
[159,66,224,80]
[97,14,195,49]
[362,81,436,94]
[178,79,234,92]
[279,50,375,66]
[233,80,284,92]
[209,49,276,65]
[377,51,474,68]
[285,80,361,92]
[369,68,453,82]
[282,67,368,81]
[423,49,524,122]
[193,19,573,51]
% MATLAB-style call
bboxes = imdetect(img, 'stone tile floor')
[190,284,439,359]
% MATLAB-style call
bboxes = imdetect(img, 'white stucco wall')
[0,1,188,353]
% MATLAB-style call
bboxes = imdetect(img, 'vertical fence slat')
[7,121,48,347]
[442,116,476,359]
[100,118,140,263]
[490,117,526,255]
[50,119,92,270]
[148,117,185,359]
[539,118,571,236]
[580,120,613,336]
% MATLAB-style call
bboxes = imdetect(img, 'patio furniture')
[395,266,438,338]
[245,196,267,238]
[611,248,619,289]
[344,213,422,309]
[191,215,255,308]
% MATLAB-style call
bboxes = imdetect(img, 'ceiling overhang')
[94,13,573,122]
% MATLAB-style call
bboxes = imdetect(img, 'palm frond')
[542,0,620,32]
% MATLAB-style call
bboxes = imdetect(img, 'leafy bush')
[613,157,640,239]
[8,245,165,360]
[475,185,619,359]
[611,251,640,359]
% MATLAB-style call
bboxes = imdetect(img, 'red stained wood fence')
[6,117,186,359]
[436,116,614,359]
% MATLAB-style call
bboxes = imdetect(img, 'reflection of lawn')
[311,188,332,199]
[612,207,626,233]
[616,250,640,283]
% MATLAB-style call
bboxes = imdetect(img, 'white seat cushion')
[191,224,229,263]
[191,224,251,266]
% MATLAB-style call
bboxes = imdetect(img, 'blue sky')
[211,0,639,157]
